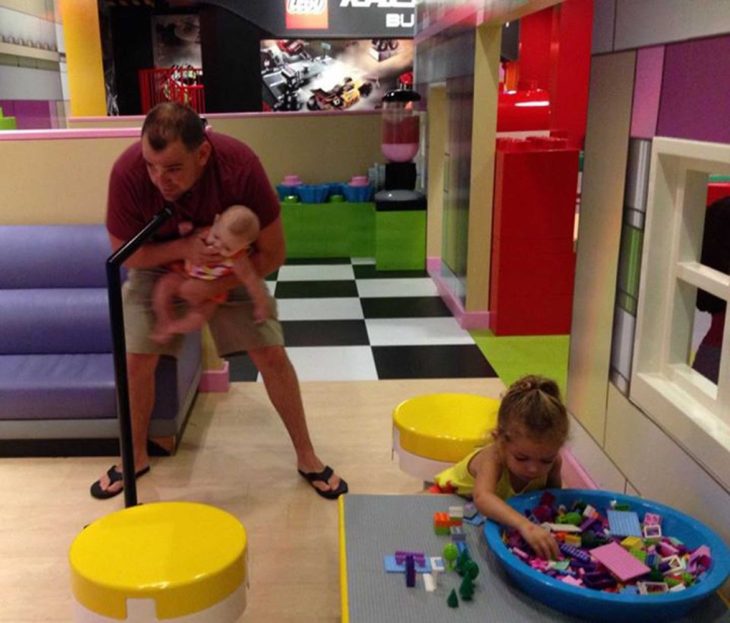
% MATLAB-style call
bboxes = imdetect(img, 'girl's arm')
[472,448,560,560]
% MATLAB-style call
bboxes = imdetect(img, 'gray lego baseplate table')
[338,494,730,623]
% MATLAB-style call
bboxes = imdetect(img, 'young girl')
[434,375,569,560]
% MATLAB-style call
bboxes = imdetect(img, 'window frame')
[631,137,730,488]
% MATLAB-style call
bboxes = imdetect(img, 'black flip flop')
[90,464,151,500]
[298,465,348,500]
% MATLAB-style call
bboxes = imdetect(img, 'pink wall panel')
[630,46,664,139]
[656,34,730,143]
[0,100,54,129]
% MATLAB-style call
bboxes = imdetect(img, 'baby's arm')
[472,447,559,560]
[231,253,270,323]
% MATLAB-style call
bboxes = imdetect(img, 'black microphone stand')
[106,206,173,507]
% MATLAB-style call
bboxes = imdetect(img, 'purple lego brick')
[405,554,416,587]
[559,543,592,563]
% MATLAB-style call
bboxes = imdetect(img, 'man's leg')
[247,345,344,495]
[93,353,159,495]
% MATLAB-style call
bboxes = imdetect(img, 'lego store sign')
[284,0,414,35]
[286,0,329,30]
[339,0,415,29]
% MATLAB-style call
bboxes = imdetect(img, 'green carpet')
[469,330,570,396]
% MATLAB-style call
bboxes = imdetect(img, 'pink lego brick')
[591,542,651,582]
[561,575,584,587]
[689,545,712,569]
[644,512,662,525]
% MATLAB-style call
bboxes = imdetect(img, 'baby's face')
[206,223,250,257]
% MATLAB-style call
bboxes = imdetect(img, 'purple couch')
[0,225,201,456]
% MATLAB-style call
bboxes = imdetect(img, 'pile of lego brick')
[503,492,713,595]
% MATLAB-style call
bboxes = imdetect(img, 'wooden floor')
[0,377,507,622]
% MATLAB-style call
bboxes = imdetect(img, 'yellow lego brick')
[621,536,643,550]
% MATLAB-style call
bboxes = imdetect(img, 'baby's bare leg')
[151,272,188,343]
[163,300,219,336]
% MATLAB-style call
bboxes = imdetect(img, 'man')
[91,102,347,500]
[692,196,729,384]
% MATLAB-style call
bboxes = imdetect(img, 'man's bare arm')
[249,216,286,278]
[109,230,222,270]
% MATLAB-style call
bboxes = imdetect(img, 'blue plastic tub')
[484,489,730,623]
[297,184,330,203]
[276,183,301,201]
[342,184,373,203]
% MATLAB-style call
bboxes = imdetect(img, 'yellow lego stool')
[392,393,500,481]
[69,502,247,622]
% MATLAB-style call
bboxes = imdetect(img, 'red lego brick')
[489,292,574,335]
[493,146,580,241]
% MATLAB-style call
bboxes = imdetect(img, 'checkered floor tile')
[226,258,497,382]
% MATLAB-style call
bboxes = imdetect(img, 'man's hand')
[519,521,560,560]
[184,227,224,266]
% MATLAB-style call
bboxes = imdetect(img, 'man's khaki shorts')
[123,268,284,357]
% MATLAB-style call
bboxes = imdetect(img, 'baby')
[151,204,270,344]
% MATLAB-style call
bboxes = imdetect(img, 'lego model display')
[306,77,373,111]
[260,38,413,112]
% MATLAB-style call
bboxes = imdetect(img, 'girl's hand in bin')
[519,521,559,560]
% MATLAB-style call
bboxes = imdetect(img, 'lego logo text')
[287,0,327,14]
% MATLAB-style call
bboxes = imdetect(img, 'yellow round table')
[392,393,500,481]
[69,501,247,622]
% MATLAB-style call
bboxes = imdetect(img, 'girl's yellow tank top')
[433,445,547,499]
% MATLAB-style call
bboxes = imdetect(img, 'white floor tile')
[356,278,438,298]
[351,257,375,265]
[277,298,363,321]
[265,280,277,296]
[277,264,355,281]
[365,317,474,346]
[267,346,378,381]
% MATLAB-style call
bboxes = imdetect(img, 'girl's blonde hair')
[497,375,569,446]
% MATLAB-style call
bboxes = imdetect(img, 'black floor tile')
[284,257,352,265]
[353,265,429,279]
[281,320,369,346]
[226,352,259,382]
[275,280,359,298]
[264,269,278,281]
[372,345,497,379]
[361,296,452,318]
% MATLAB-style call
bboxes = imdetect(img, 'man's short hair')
[141,102,206,152]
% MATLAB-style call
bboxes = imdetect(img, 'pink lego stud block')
[591,542,651,582]
[644,512,662,525]
[562,575,584,587]
[689,545,712,569]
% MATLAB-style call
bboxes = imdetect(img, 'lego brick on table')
[383,555,431,573]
